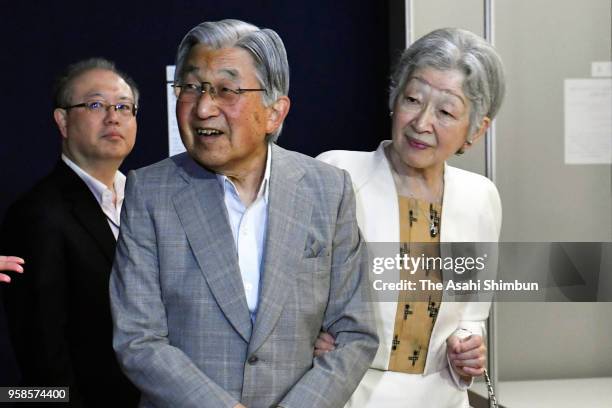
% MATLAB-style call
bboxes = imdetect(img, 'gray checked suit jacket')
[110,144,378,408]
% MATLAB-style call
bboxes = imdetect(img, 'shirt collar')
[61,153,126,205]
[216,143,271,204]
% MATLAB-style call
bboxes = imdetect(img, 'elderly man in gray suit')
[110,19,378,408]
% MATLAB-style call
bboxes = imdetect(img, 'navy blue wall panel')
[0,0,390,219]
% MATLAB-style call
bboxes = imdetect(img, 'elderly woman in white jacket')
[316,28,505,407]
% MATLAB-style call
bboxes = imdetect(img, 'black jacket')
[1,161,139,407]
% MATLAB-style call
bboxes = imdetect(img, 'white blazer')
[317,141,502,407]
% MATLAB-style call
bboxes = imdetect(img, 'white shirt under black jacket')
[61,154,126,240]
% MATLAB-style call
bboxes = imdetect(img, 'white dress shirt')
[61,154,126,240]
[217,144,271,321]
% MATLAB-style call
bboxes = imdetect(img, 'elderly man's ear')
[265,96,290,135]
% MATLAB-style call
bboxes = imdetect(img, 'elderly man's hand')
[0,256,24,283]
[314,331,336,357]
[447,334,486,380]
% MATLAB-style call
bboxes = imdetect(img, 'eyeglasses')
[172,82,266,106]
[62,101,138,117]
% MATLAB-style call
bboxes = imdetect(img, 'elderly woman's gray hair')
[174,19,290,141]
[389,28,505,136]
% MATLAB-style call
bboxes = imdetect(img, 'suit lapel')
[359,141,400,243]
[249,145,310,354]
[171,155,253,342]
[56,162,116,263]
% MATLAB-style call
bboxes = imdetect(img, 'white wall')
[409,0,612,386]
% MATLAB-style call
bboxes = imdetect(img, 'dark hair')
[53,57,139,108]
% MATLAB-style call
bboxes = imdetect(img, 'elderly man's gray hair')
[389,28,505,136]
[54,57,140,109]
[174,19,290,142]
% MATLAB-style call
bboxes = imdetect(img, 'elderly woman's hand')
[447,334,486,380]
[314,331,336,357]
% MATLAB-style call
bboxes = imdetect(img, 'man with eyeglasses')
[110,19,377,408]
[1,58,139,407]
